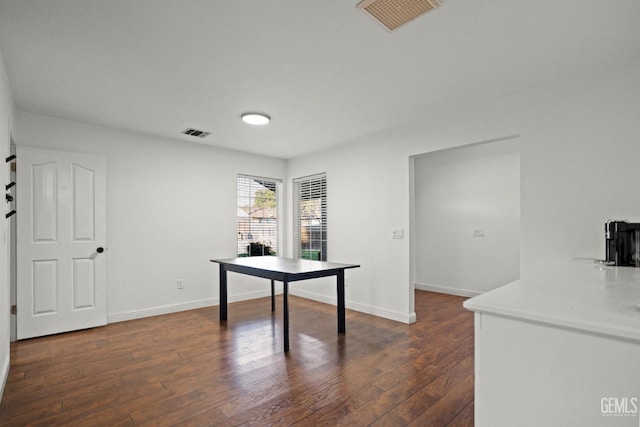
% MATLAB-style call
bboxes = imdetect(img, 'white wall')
[0,48,15,401]
[287,56,640,322]
[413,138,520,296]
[15,112,286,322]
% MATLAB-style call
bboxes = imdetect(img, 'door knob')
[96,247,104,253]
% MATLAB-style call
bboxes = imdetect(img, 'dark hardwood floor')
[0,290,474,426]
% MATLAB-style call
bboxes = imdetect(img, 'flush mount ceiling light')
[241,113,271,126]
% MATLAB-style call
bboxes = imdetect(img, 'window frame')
[292,172,327,261]
[237,174,282,257]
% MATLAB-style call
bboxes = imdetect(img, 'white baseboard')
[290,288,416,324]
[0,353,8,403]
[415,282,481,298]
[107,289,281,324]
[228,289,282,303]
[108,298,217,323]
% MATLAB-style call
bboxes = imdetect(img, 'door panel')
[17,146,107,339]
[32,260,58,314]
[32,162,57,242]
[72,164,95,241]
[72,258,95,309]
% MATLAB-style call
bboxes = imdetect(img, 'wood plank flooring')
[0,291,474,426]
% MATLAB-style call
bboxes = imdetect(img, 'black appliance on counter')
[605,220,640,267]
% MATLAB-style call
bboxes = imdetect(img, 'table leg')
[337,270,345,334]
[283,279,289,352]
[271,279,275,312]
[219,265,227,321]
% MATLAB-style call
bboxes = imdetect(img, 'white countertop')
[463,259,640,342]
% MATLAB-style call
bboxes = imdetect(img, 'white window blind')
[293,173,327,261]
[237,175,280,257]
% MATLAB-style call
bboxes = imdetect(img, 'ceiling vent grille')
[356,0,441,31]
[182,128,210,138]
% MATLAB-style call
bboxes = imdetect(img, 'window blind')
[237,175,280,257]
[293,173,327,261]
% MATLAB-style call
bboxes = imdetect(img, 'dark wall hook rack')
[5,210,16,219]
[5,154,16,163]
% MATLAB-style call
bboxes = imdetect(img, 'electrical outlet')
[177,279,184,289]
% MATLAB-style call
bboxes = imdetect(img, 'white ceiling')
[0,0,639,159]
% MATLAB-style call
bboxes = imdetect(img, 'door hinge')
[11,305,16,315]
[11,162,16,172]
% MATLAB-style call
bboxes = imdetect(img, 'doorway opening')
[410,135,521,312]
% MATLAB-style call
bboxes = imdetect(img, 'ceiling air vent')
[356,0,441,31]
[182,128,210,138]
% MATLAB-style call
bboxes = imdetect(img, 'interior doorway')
[410,136,521,301]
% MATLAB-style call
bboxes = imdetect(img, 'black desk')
[211,257,360,352]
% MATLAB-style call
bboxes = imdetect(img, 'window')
[293,173,327,261]
[237,175,280,257]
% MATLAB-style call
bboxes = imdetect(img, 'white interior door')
[16,146,107,339]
